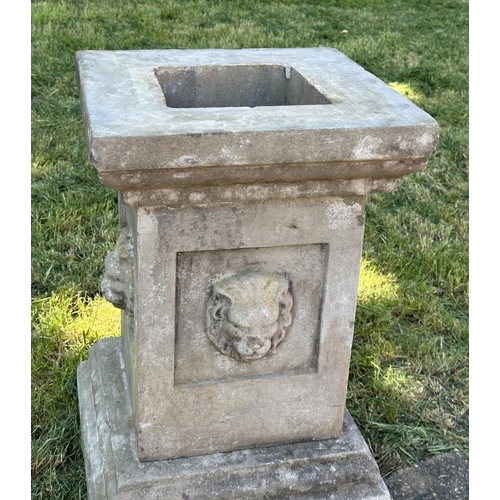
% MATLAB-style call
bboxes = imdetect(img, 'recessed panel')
[174,244,327,387]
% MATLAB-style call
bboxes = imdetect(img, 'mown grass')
[32,0,468,498]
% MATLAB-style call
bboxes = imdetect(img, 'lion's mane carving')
[206,271,293,362]
[101,226,134,316]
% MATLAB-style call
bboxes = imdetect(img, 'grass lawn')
[31,1,468,498]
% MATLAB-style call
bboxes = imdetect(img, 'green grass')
[31,0,468,497]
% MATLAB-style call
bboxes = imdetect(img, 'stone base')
[77,338,391,500]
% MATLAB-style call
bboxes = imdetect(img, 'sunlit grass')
[350,257,468,474]
[31,293,119,498]
[388,81,425,105]
[32,292,120,345]
[358,260,399,303]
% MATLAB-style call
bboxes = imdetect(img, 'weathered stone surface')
[77,337,392,500]
[76,47,439,204]
[119,196,366,461]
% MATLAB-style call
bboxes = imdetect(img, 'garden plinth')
[76,47,439,499]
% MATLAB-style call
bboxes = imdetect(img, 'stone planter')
[76,48,438,499]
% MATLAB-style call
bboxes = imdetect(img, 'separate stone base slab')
[77,338,391,500]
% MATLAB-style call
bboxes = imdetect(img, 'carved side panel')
[174,244,326,387]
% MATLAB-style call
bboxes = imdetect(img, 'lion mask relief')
[206,271,293,362]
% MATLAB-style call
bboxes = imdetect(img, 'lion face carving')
[101,227,134,316]
[206,271,293,362]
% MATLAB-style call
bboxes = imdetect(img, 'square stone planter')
[76,48,439,499]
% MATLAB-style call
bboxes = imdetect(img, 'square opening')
[154,64,332,108]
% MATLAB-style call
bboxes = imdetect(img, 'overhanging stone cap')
[76,48,439,175]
